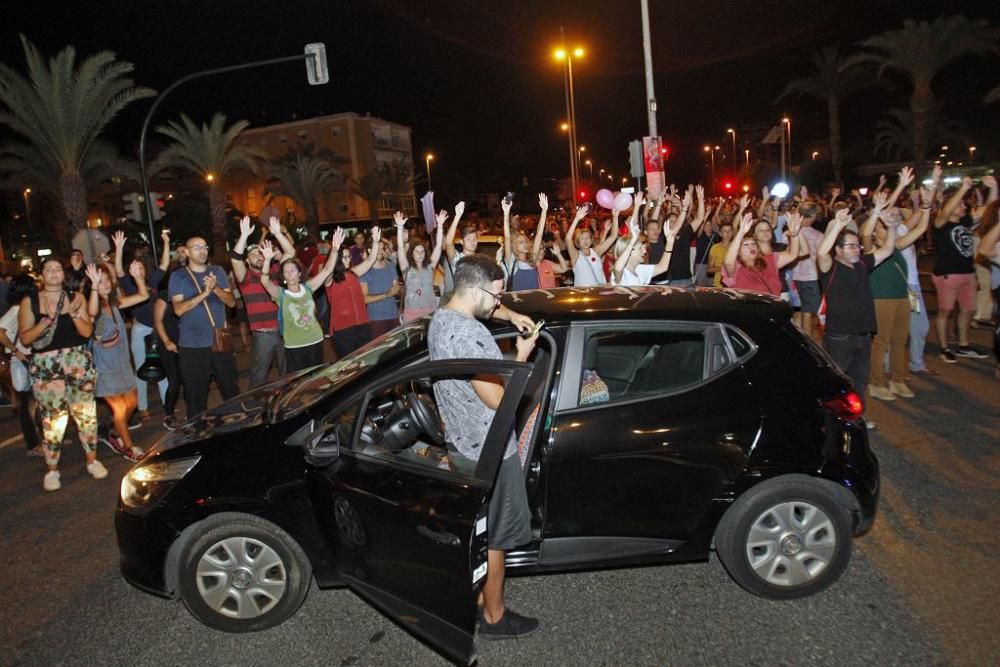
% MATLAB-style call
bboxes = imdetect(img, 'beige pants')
[871,298,910,387]
[974,264,993,321]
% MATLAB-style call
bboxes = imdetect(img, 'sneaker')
[86,460,108,480]
[868,385,896,402]
[137,410,151,421]
[478,608,540,641]
[127,414,142,430]
[910,367,940,376]
[163,415,179,431]
[124,446,145,463]
[889,381,915,398]
[955,345,988,359]
[101,434,130,457]
[939,348,957,363]
[43,470,61,491]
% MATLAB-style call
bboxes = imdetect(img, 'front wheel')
[715,477,852,599]
[176,513,312,632]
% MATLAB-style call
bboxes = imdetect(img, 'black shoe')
[939,348,957,363]
[163,415,179,431]
[478,608,540,641]
[955,345,988,359]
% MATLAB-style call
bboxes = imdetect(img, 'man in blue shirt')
[168,236,239,418]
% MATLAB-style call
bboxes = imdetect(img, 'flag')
[761,125,784,144]
[421,191,436,232]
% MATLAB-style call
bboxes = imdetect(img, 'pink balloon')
[614,192,633,210]
[595,188,616,209]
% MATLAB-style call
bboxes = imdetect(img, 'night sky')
[3,0,1000,193]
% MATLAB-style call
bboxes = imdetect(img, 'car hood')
[152,369,316,453]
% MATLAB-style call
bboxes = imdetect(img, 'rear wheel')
[176,513,312,632]
[715,477,852,599]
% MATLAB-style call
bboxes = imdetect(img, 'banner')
[643,136,665,200]
[420,191,436,232]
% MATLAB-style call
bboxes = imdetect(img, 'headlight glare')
[121,456,200,508]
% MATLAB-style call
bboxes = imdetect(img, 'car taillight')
[823,391,864,418]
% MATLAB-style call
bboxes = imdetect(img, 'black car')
[116,286,878,666]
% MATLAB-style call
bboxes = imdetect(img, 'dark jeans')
[178,347,239,418]
[156,332,182,417]
[250,330,285,386]
[824,332,873,410]
[331,324,373,359]
[285,341,324,373]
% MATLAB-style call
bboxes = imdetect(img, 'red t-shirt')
[325,272,369,331]
[722,253,782,296]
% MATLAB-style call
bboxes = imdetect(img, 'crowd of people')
[2,164,998,491]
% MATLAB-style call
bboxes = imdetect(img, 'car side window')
[580,329,706,405]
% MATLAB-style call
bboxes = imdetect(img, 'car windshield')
[274,320,428,420]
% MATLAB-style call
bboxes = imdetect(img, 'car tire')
[714,476,852,600]
[176,513,312,632]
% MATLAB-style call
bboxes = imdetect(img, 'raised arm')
[724,213,754,278]
[689,185,707,233]
[501,197,514,266]
[935,177,973,228]
[257,241,282,301]
[975,175,999,221]
[533,193,548,264]
[118,261,150,309]
[817,209,852,273]
[775,213,802,269]
[111,230,126,278]
[613,218,642,282]
[307,228,345,291]
[230,216,254,284]
[564,205,589,265]
[872,221,896,265]
[897,184,934,249]
[351,226,382,277]
[595,199,626,257]
[394,212,410,273]
[268,216,296,259]
[159,229,171,270]
[860,191,889,251]
[443,201,465,263]
[650,217,677,276]
[85,264,102,318]
[429,212,445,267]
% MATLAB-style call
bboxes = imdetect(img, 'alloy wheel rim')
[195,536,288,618]
[745,500,837,587]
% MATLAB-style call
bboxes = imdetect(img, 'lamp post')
[727,128,737,173]
[425,153,434,191]
[585,159,593,179]
[577,145,586,174]
[555,37,585,208]
[22,188,32,231]
[812,151,820,161]
[704,145,719,196]
[782,116,791,179]
[969,146,977,163]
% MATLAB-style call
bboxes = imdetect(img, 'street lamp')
[727,128,736,173]
[585,159,593,179]
[704,145,719,196]
[745,148,750,167]
[425,153,434,191]
[622,176,628,186]
[577,144,586,173]
[782,116,791,178]
[205,172,215,182]
[812,151,820,160]
[23,187,32,230]
[555,39,585,207]
[970,146,977,163]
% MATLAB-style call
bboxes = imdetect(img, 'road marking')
[0,434,24,450]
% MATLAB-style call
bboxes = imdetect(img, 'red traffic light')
[722,180,734,191]
[579,190,588,200]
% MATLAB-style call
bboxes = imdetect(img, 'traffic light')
[123,193,142,222]
[628,140,643,178]
[578,189,589,202]
[722,180,734,192]
[150,192,166,221]
[660,145,670,160]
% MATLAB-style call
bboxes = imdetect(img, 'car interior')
[583,330,706,404]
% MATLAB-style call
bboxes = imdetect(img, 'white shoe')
[86,460,108,480]
[43,470,61,491]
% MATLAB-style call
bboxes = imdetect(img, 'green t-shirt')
[279,286,324,348]
[869,250,908,299]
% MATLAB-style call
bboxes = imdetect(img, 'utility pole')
[640,0,657,138]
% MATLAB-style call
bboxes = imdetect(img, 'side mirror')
[286,418,340,467]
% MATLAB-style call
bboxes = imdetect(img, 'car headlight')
[120,456,200,509]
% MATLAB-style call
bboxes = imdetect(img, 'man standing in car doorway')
[427,253,540,640]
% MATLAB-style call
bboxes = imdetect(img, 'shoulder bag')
[186,267,232,353]
[31,291,66,350]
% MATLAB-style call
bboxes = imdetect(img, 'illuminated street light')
[969,146,977,163]
[727,128,737,173]
[554,39,586,207]
[584,159,593,179]
[704,145,719,196]
[812,151,820,160]
[560,122,569,132]
[205,173,215,182]
[425,153,434,191]
[22,187,32,230]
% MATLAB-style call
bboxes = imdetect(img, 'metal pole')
[138,53,308,256]
[710,150,716,196]
[640,0,657,138]
[567,55,580,204]
[23,191,31,231]
[780,125,786,181]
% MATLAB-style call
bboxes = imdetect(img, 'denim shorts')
[794,280,822,313]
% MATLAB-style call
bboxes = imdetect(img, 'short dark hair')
[7,273,36,305]
[454,253,503,291]
[835,230,859,247]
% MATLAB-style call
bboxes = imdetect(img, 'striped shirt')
[240,267,280,331]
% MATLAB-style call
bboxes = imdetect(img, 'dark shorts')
[795,279,822,313]
[452,451,532,551]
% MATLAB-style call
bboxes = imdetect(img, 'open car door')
[302,359,536,665]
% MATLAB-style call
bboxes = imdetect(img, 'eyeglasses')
[188,244,210,251]
[479,286,503,306]
[838,243,862,249]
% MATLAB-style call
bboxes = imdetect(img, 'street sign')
[305,43,328,85]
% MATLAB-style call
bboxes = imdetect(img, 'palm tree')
[873,107,967,163]
[264,144,345,241]
[776,46,866,187]
[0,35,154,238]
[153,113,266,259]
[854,15,998,179]
[349,172,387,227]
[376,157,419,213]
[0,139,138,197]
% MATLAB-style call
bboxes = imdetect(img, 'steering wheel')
[405,392,445,445]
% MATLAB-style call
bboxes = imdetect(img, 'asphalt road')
[0,304,997,666]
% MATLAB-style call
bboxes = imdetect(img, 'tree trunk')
[828,97,843,188]
[208,183,228,265]
[59,170,87,248]
[910,83,934,183]
[306,198,320,242]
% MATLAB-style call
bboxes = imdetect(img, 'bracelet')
[229,248,246,261]
[921,206,931,210]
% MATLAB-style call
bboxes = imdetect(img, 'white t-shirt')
[0,305,29,354]
[897,222,920,285]
[791,226,823,282]
[612,264,656,287]
[572,249,606,286]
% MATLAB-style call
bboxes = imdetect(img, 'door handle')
[417,525,460,546]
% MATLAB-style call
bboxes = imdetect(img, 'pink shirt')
[722,253,782,296]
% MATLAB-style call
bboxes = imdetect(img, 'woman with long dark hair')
[324,227,381,358]
[85,261,148,461]
[18,257,100,491]
[396,211,443,322]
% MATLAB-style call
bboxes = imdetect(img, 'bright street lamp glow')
[560,122,569,131]
[425,153,434,161]
[205,173,215,182]
[573,47,584,58]
[553,49,566,60]
[24,188,31,194]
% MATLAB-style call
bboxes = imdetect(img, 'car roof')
[493,286,791,327]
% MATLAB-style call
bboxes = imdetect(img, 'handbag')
[31,291,66,350]
[11,357,30,392]
[894,263,920,313]
[186,268,232,353]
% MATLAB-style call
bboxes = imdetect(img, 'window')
[579,329,705,405]
[331,126,342,138]
[339,203,349,213]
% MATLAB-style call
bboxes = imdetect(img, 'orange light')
[205,173,215,182]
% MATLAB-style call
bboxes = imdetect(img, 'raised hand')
[455,201,466,218]
[738,194,750,210]
[538,192,549,210]
[898,166,914,189]
[695,184,705,200]
[260,239,276,260]
[762,186,770,200]
[573,206,589,222]
[633,190,646,210]
[370,226,382,246]
[877,173,888,191]
[239,216,254,238]
[982,174,997,189]
[84,263,101,286]
[834,207,851,226]
[268,216,281,236]
[682,188,693,209]
[394,211,408,229]
[128,260,145,280]
[872,191,889,212]
[330,227,346,252]
[738,212,754,236]
[112,230,126,250]
[961,176,973,189]
[161,228,171,245]
[501,197,512,215]
[785,211,803,236]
